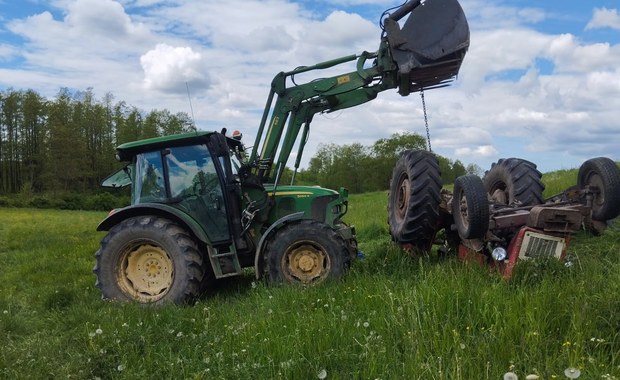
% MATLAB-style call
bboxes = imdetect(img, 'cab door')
[166,144,231,243]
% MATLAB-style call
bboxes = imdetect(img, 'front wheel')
[452,175,490,240]
[93,216,208,304]
[265,220,348,285]
[578,157,620,221]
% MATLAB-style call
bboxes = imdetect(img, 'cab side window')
[134,151,165,203]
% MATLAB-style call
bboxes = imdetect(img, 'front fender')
[97,203,211,245]
[253,212,304,279]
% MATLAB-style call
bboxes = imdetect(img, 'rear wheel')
[388,150,441,252]
[265,220,348,285]
[578,157,620,221]
[94,216,208,304]
[452,175,490,240]
[483,158,544,206]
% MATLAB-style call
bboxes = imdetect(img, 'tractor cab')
[100,131,240,246]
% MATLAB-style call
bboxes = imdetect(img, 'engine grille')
[518,231,565,260]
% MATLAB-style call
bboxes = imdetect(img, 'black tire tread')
[578,157,620,221]
[483,158,544,206]
[93,215,207,304]
[452,175,490,239]
[264,219,348,284]
[388,150,442,251]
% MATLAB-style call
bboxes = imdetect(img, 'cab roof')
[115,131,216,161]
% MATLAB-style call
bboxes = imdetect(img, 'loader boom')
[248,0,469,184]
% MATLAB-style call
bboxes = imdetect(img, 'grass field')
[1,171,619,379]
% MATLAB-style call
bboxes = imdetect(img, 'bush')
[0,195,26,208]
[0,192,129,211]
[59,193,86,210]
[84,192,129,211]
[29,196,54,209]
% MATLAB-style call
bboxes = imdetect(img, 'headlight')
[492,246,507,261]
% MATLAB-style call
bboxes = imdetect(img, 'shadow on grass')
[201,271,256,301]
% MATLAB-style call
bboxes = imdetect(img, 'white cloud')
[462,0,546,29]
[459,28,552,87]
[8,0,151,56]
[65,0,148,38]
[586,7,620,30]
[321,0,393,5]
[292,10,379,65]
[141,44,209,93]
[455,145,499,158]
[586,70,620,94]
[546,33,620,72]
[0,43,18,61]
[216,26,295,52]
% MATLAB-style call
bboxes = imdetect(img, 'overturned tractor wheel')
[452,175,490,240]
[388,150,441,252]
[578,157,620,221]
[483,158,544,206]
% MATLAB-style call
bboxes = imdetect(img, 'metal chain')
[420,88,432,152]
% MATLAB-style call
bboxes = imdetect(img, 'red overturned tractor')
[388,153,620,277]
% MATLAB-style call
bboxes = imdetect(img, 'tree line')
[0,88,194,195]
[0,88,479,203]
[293,132,480,193]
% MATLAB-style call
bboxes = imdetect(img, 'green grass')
[542,169,579,198]
[1,186,620,379]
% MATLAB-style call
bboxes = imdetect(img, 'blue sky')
[1,0,619,173]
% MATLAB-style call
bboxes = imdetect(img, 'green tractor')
[94,0,471,304]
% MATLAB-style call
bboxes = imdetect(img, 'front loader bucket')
[384,0,469,95]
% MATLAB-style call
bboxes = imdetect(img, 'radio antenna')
[186,82,196,131]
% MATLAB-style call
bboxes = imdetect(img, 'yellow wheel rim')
[117,243,173,302]
[395,175,411,222]
[457,191,470,231]
[283,242,330,284]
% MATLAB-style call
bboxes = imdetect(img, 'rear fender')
[97,203,212,245]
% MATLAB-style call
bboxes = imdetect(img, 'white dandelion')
[564,368,581,379]
[504,372,518,380]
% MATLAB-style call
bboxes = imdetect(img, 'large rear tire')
[578,157,620,221]
[94,216,208,304]
[452,175,490,240]
[265,220,348,285]
[388,150,441,252]
[483,158,544,206]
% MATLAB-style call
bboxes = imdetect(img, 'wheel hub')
[587,173,605,208]
[490,188,507,204]
[396,176,411,221]
[120,244,173,301]
[458,192,470,230]
[285,243,329,284]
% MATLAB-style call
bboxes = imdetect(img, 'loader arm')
[247,0,469,184]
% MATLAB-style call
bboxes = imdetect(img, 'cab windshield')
[132,144,221,204]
